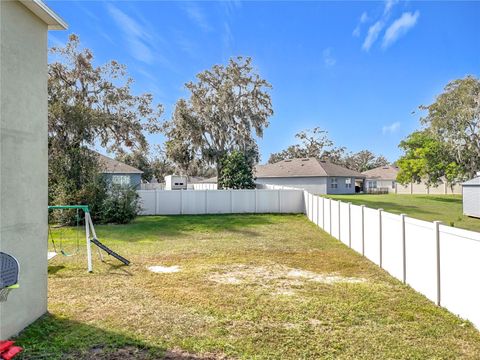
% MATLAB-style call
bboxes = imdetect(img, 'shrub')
[218,150,256,189]
[101,185,140,224]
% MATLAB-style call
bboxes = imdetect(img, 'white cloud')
[382,121,401,134]
[352,26,361,37]
[322,48,336,67]
[382,11,420,48]
[107,4,155,64]
[384,0,399,15]
[360,12,369,23]
[362,21,384,51]
[184,3,212,32]
[352,12,368,38]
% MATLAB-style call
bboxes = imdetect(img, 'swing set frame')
[48,205,99,272]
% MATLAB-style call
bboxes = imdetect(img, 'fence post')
[378,208,383,268]
[400,213,406,283]
[277,190,281,213]
[338,200,341,240]
[155,190,159,215]
[322,197,325,229]
[348,202,352,248]
[316,196,320,227]
[434,220,441,306]
[205,190,208,214]
[361,205,365,255]
[180,190,184,215]
[254,189,258,213]
[329,199,332,235]
[230,189,233,213]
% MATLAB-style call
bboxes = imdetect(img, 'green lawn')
[324,194,480,233]
[16,214,480,359]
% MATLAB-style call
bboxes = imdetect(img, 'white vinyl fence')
[303,191,480,329]
[137,189,304,215]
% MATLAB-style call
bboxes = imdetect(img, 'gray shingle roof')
[362,165,399,180]
[96,153,143,174]
[254,158,365,178]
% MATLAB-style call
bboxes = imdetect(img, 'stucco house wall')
[0,0,65,339]
[255,176,356,195]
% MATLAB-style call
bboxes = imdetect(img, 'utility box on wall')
[165,175,188,190]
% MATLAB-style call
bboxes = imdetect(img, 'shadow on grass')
[94,214,280,242]
[15,313,164,360]
[48,265,66,275]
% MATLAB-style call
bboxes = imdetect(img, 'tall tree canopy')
[268,127,388,172]
[343,150,389,173]
[397,75,479,185]
[396,130,460,185]
[48,34,162,210]
[419,76,480,179]
[268,127,346,164]
[164,56,273,181]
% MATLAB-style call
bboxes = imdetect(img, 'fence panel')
[330,200,340,239]
[311,195,319,225]
[318,197,324,229]
[404,217,437,303]
[137,190,156,215]
[181,190,207,214]
[256,190,280,213]
[350,204,363,253]
[439,225,480,329]
[364,207,381,265]
[381,212,404,279]
[339,202,350,246]
[231,190,256,213]
[206,190,231,214]
[324,198,331,234]
[279,190,305,213]
[156,191,181,215]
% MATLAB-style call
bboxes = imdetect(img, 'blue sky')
[46,0,480,163]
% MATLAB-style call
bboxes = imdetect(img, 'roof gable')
[362,165,399,180]
[96,153,143,174]
[20,0,67,30]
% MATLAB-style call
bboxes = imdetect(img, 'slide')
[90,238,130,266]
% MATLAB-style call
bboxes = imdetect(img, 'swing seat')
[47,252,57,260]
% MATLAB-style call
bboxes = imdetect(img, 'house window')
[368,181,377,189]
[112,175,131,187]
[345,178,352,188]
[331,178,338,189]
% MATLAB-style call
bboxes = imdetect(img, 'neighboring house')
[462,176,480,218]
[0,0,66,339]
[191,176,218,190]
[254,157,365,194]
[97,153,143,189]
[362,165,463,195]
[362,165,399,193]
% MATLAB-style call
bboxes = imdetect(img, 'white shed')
[165,175,188,190]
[462,176,480,218]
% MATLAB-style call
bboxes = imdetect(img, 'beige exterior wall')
[394,181,462,195]
[0,1,49,339]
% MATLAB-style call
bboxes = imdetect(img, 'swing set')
[48,205,130,272]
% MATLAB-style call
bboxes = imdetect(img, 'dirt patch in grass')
[208,263,365,295]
